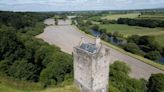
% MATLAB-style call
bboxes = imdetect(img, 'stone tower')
[73,37,110,92]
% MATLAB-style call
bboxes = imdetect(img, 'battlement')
[77,36,101,54]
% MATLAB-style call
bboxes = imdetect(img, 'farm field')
[101,13,140,20]
[99,24,164,36]
[138,13,164,20]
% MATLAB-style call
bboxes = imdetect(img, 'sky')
[0,0,164,11]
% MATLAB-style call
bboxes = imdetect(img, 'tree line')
[121,35,163,61]
[117,18,164,28]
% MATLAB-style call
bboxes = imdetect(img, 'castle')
[73,37,110,92]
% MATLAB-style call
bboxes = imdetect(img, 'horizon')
[0,0,164,11]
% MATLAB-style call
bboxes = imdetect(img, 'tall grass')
[0,74,44,91]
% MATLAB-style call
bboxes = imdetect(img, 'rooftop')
[80,43,98,53]
[78,37,101,53]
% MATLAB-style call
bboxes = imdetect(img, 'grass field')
[155,34,164,47]
[139,13,164,20]
[0,84,79,92]
[0,74,79,92]
[99,24,164,36]
[102,13,140,20]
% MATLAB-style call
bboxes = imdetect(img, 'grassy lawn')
[0,75,79,92]
[0,84,79,92]
[0,84,26,92]
[99,24,164,37]
[102,13,140,20]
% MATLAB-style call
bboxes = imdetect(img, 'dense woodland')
[0,11,73,87]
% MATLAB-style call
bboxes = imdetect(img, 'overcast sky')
[0,0,164,11]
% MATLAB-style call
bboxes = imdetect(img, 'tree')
[86,20,92,25]
[107,32,112,37]
[100,33,108,41]
[123,43,145,56]
[34,45,57,66]
[145,51,161,61]
[71,20,75,25]
[91,25,99,31]
[40,53,73,85]
[147,73,164,92]
[138,36,161,53]
[99,28,107,34]
[110,61,130,76]
[127,35,140,44]
[0,30,25,61]
[117,18,164,28]
[0,60,10,74]
[110,61,147,92]
[8,60,40,81]
[55,18,58,25]
[113,32,123,38]
[109,84,121,92]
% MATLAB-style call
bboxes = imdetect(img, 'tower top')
[95,36,101,48]
[78,37,101,54]
[79,37,85,46]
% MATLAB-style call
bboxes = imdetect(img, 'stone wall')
[73,45,110,92]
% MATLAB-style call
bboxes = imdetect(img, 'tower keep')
[73,37,110,92]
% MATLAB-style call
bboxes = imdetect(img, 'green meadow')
[138,13,164,20]
[155,34,164,47]
[99,24,164,37]
[102,13,140,20]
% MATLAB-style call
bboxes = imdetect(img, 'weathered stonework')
[73,38,110,92]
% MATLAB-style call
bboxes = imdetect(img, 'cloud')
[0,0,164,11]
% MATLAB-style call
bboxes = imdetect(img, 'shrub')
[147,73,164,92]
[123,43,145,56]
[145,51,161,61]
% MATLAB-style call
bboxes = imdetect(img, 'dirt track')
[37,19,164,80]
